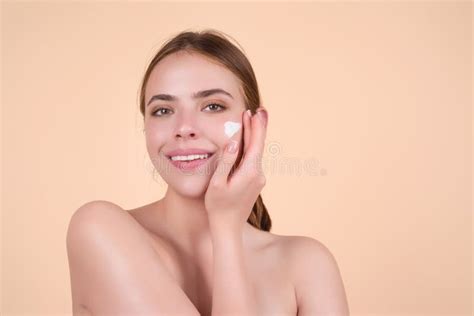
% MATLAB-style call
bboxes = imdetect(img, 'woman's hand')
[204,107,268,233]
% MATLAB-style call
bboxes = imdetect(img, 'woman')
[66,29,349,316]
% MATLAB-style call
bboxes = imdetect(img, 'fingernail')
[246,109,252,117]
[257,109,268,127]
[227,140,238,153]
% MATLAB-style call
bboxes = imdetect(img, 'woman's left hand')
[204,107,268,233]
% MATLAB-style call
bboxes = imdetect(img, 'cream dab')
[224,121,241,138]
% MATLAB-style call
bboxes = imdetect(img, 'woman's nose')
[175,118,198,139]
[175,127,196,139]
[174,111,199,139]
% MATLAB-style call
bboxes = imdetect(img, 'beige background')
[1,1,472,315]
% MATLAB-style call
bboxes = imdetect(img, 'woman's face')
[144,51,246,198]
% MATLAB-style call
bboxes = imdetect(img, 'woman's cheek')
[145,123,171,152]
[223,120,242,138]
[209,115,242,146]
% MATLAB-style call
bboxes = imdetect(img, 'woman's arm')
[66,201,201,316]
[204,108,268,315]
[291,237,350,316]
[209,224,259,316]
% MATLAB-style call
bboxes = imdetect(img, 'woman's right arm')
[66,200,200,316]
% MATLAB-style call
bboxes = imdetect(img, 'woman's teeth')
[170,154,210,161]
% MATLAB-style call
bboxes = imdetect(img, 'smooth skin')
[66,51,349,315]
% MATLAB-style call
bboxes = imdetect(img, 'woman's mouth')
[167,152,215,171]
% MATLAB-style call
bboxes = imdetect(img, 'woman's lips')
[168,153,214,172]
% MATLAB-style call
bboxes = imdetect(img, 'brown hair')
[138,28,272,232]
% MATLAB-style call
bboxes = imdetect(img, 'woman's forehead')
[146,52,242,102]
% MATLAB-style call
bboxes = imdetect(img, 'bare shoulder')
[66,200,158,261]
[66,200,146,240]
[264,234,336,270]
[258,233,332,257]
[68,200,116,230]
[279,235,337,262]
[66,200,200,316]
[277,235,350,316]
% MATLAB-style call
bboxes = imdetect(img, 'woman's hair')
[138,28,272,232]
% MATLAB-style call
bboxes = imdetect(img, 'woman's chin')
[176,187,207,199]
[168,178,210,199]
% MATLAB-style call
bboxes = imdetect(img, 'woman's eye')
[203,103,226,112]
[151,103,225,117]
[152,108,173,117]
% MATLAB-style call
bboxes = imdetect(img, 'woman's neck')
[153,187,256,255]
[161,188,212,249]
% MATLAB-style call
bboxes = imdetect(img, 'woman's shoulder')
[267,233,340,275]
[275,234,348,313]
[258,230,330,253]
[278,234,333,255]
[66,200,201,315]
[69,200,123,215]
[68,200,127,228]
[66,200,151,243]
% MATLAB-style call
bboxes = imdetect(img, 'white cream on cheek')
[224,121,241,138]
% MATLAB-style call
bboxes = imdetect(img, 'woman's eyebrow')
[147,88,234,107]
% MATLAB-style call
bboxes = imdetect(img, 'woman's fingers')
[243,109,252,154]
[210,135,241,187]
[238,109,252,170]
[236,106,268,178]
